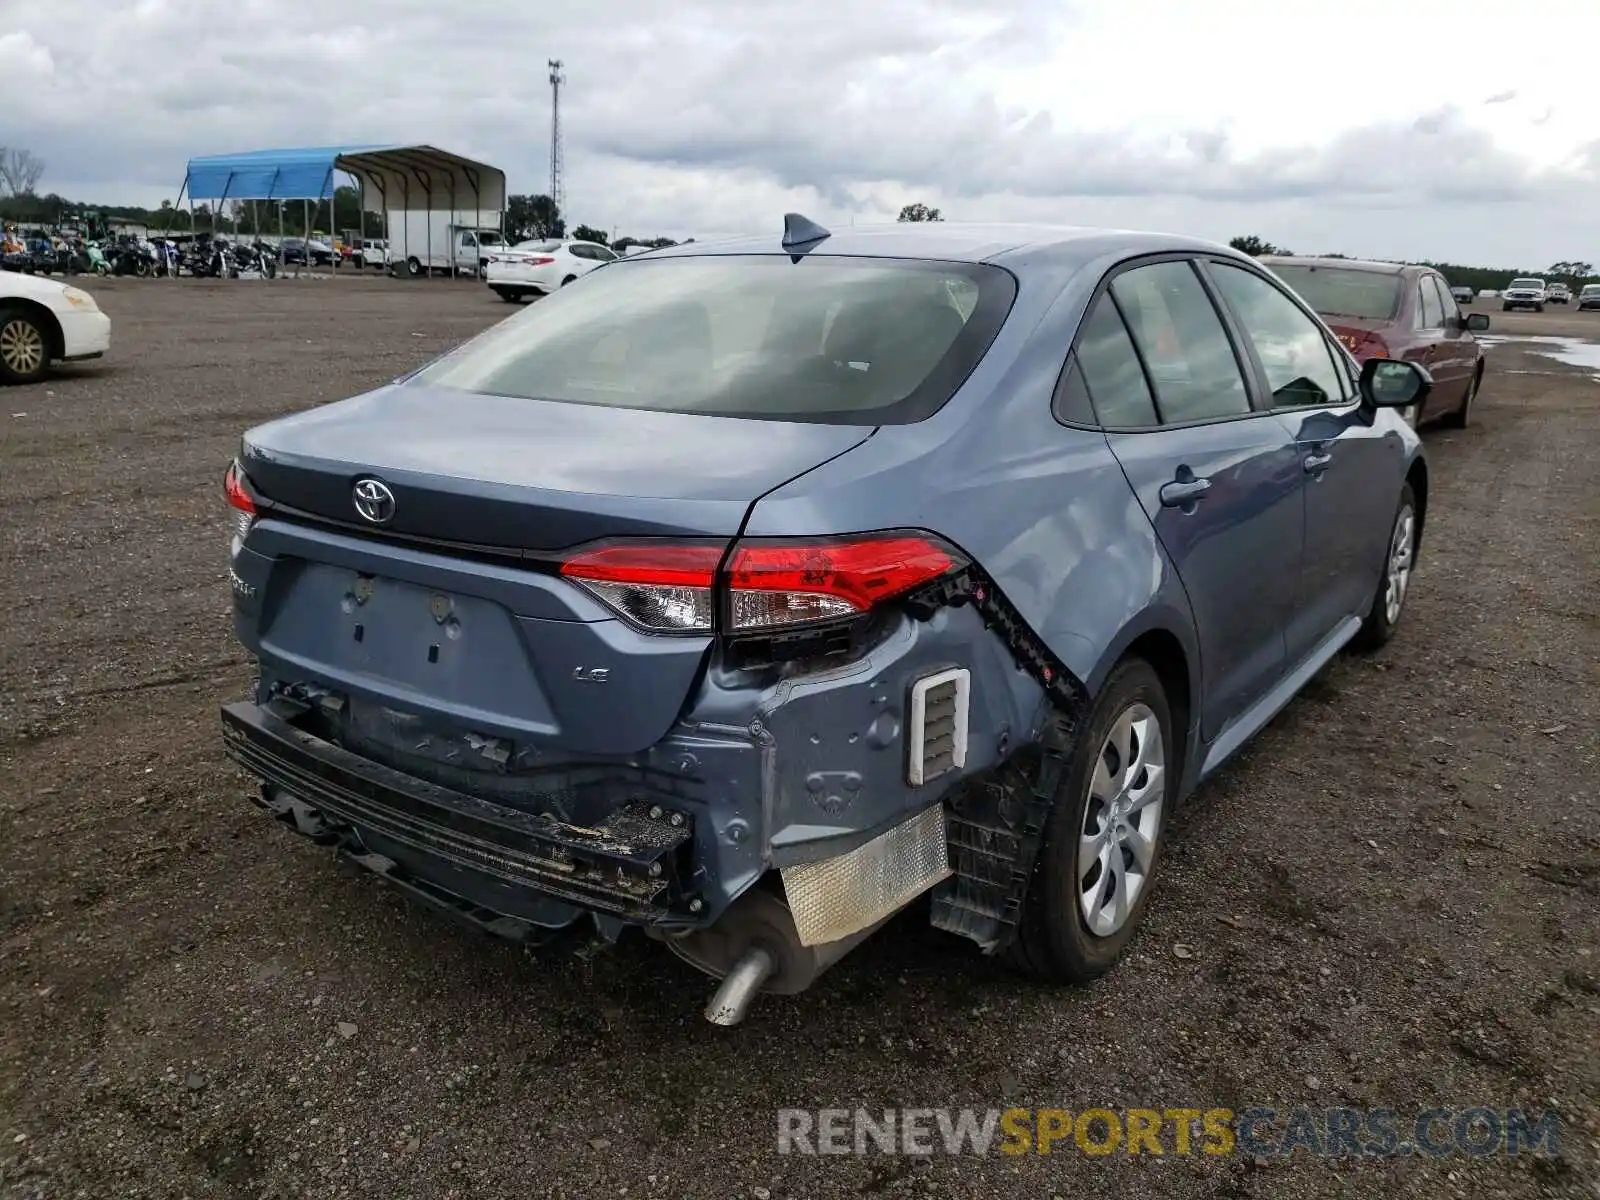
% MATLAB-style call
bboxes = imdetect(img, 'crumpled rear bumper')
[221,700,703,935]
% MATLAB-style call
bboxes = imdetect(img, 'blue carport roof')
[184,144,389,201]
[182,144,507,208]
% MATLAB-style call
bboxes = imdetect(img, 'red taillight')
[224,460,255,514]
[224,460,256,554]
[528,256,556,266]
[561,543,722,632]
[559,534,963,635]
[726,537,956,630]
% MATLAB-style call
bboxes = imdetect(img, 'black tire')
[494,288,521,303]
[1535,303,1544,313]
[1351,482,1417,652]
[1007,657,1175,983]
[1438,365,1479,430]
[406,257,423,278]
[561,274,577,287]
[0,304,53,385]
[1501,303,1512,312]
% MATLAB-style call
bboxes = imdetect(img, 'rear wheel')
[406,257,423,278]
[1007,658,1174,983]
[0,306,52,385]
[561,274,577,287]
[1352,483,1416,651]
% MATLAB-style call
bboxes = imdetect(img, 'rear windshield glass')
[407,255,1017,424]
[1265,265,1401,321]
[516,240,561,251]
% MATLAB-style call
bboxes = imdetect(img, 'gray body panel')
[228,222,1426,932]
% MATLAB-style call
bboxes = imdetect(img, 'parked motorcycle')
[111,240,157,277]
[232,241,278,278]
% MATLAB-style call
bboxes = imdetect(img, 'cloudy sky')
[2,0,1597,266]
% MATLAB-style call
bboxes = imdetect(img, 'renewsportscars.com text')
[776,1106,1561,1158]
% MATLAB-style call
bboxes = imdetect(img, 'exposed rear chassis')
[221,701,700,935]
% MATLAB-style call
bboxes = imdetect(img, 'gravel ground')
[1,279,1596,1199]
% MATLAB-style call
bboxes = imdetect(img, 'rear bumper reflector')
[780,803,952,946]
[906,667,970,786]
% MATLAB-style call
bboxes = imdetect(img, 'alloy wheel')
[0,317,45,376]
[1077,702,1166,937]
[1384,505,1415,625]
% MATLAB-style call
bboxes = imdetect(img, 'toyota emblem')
[352,477,396,524]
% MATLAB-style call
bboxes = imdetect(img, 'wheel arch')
[1405,454,1429,557]
[0,297,64,360]
[1082,609,1200,793]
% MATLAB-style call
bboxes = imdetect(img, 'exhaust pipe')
[703,946,777,1026]
[663,887,886,1026]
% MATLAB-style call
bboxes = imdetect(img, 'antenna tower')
[548,59,566,213]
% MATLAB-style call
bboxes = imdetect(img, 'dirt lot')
[1,279,1596,1199]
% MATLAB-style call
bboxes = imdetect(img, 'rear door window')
[1110,261,1252,424]
[1417,277,1444,329]
[1431,276,1459,325]
[1064,296,1159,428]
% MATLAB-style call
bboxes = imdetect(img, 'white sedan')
[0,270,111,384]
[483,239,619,302]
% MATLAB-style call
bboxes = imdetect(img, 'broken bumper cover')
[220,701,700,933]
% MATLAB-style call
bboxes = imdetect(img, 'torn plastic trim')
[901,564,1091,954]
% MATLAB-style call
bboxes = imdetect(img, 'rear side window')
[1208,263,1349,407]
[1111,261,1251,424]
[1069,296,1159,428]
[408,255,1017,425]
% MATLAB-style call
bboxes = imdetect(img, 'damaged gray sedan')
[221,217,1432,1023]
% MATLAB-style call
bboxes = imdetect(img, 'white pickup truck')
[1500,278,1547,312]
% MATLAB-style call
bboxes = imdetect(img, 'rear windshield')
[516,240,561,252]
[408,254,1017,424]
[1265,265,1401,321]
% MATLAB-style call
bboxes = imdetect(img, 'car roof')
[645,222,1247,268]
[1260,255,1413,276]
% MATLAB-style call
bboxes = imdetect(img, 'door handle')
[1159,477,1212,507]
[1303,451,1333,473]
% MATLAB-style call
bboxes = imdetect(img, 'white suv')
[1501,278,1547,312]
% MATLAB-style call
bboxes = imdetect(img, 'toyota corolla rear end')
[222,247,1020,1022]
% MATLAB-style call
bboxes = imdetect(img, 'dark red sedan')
[1261,256,1490,428]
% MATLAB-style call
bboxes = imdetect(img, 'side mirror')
[1360,358,1433,409]
[1465,312,1490,332]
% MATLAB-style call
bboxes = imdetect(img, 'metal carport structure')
[179,144,507,274]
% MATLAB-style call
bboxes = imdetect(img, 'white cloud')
[3,0,1599,265]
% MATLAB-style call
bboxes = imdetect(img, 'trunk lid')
[1322,316,1394,358]
[235,385,874,758]
[240,383,873,550]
